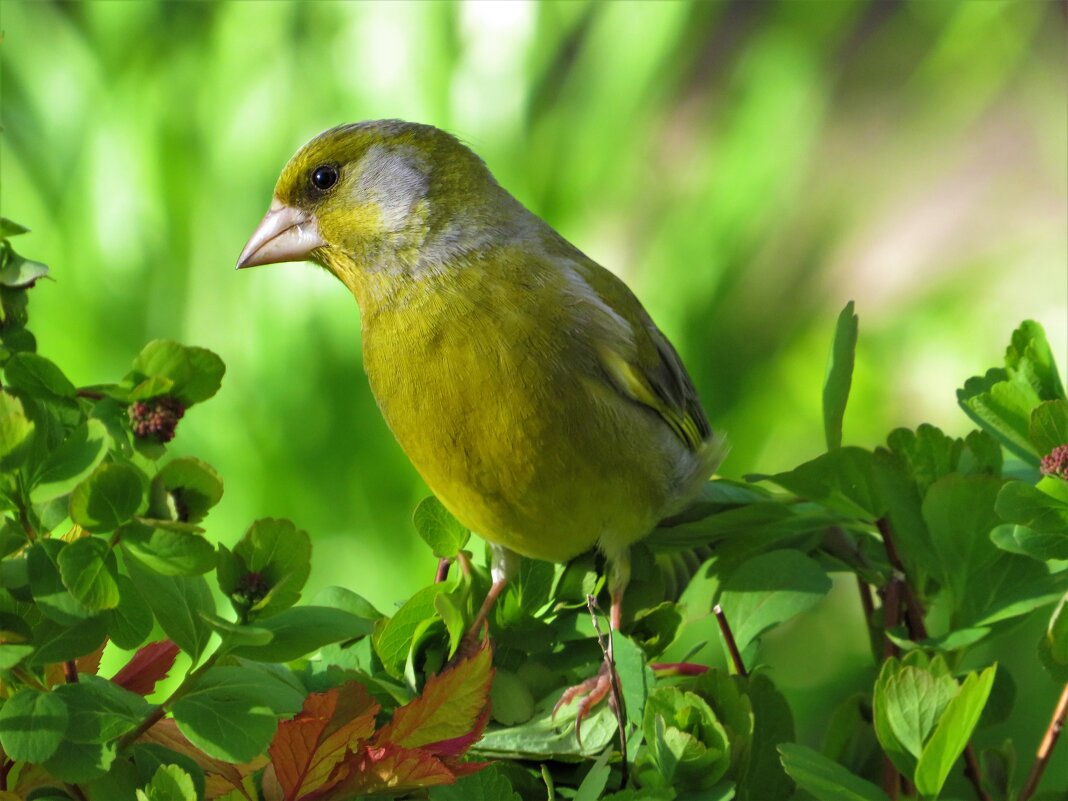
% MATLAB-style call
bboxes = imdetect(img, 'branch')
[1019,682,1068,801]
[712,604,748,677]
[63,660,79,684]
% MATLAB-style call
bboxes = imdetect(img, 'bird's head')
[237,120,505,282]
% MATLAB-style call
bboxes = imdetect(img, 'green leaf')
[490,669,535,726]
[881,666,958,759]
[0,253,49,288]
[373,583,446,678]
[996,480,1068,534]
[0,218,29,238]
[769,447,881,519]
[914,666,997,797]
[120,524,216,576]
[54,674,150,744]
[990,524,1068,561]
[227,605,374,661]
[0,689,69,763]
[734,672,792,801]
[29,419,109,504]
[3,353,76,399]
[171,665,305,763]
[575,746,613,801]
[105,575,155,649]
[636,686,732,790]
[129,743,206,801]
[413,496,470,559]
[717,550,831,653]
[43,739,117,783]
[148,457,223,524]
[428,765,521,801]
[1031,400,1068,455]
[1006,320,1066,402]
[125,554,214,660]
[29,615,108,666]
[475,692,616,759]
[136,764,197,801]
[778,743,891,801]
[70,462,145,533]
[1046,593,1068,667]
[225,518,311,619]
[312,585,382,620]
[0,391,35,470]
[129,341,225,405]
[614,634,653,728]
[28,539,94,624]
[57,536,121,611]
[823,300,858,451]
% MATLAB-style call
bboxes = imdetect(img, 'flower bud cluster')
[128,396,185,442]
[1040,444,1068,480]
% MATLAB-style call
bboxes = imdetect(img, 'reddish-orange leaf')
[374,640,493,755]
[111,640,180,696]
[316,744,455,799]
[268,682,378,801]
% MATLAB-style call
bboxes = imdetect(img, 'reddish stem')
[713,604,748,677]
[1019,682,1068,801]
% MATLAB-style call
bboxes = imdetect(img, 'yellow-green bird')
[237,120,723,715]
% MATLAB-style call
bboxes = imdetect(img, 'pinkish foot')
[552,663,615,746]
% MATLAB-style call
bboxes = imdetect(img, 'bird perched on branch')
[238,120,723,724]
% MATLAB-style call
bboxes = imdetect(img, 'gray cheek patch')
[356,145,430,231]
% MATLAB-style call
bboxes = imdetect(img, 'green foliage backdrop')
[1,0,1065,776]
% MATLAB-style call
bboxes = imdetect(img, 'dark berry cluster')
[1040,444,1068,480]
[128,396,185,442]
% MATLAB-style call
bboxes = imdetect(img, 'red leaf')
[111,640,180,696]
[316,744,455,799]
[374,640,494,756]
[268,682,378,801]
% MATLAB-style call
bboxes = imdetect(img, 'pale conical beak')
[236,198,327,269]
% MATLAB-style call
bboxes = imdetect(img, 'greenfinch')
[238,120,722,714]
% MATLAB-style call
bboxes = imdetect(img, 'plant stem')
[75,389,105,400]
[712,604,748,677]
[434,557,450,584]
[586,595,628,788]
[964,744,991,801]
[877,519,927,640]
[882,578,902,660]
[1019,682,1068,801]
[883,754,899,800]
[63,660,78,684]
[117,648,220,752]
[10,666,48,692]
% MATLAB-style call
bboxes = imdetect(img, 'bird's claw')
[552,663,616,747]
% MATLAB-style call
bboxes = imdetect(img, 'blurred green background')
[2,0,1066,771]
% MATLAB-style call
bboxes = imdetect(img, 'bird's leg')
[553,550,631,743]
[462,545,519,643]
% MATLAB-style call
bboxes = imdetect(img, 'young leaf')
[914,665,997,798]
[29,419,109,504]
[70,462,145,533]
[778,743,891,801]
[112,640,181,696]
[373,583,448,678]
[414,496,470,559]
[717,549,831,653]
[0,391,35,470]
[0,688,69,762]
[148,457,223,524]
[129,341,226,405]
[324,742,457,798]
[135,763,198,801]
[375,640,494,756]
[267,683,379,801]
[57,536,121,612]
[768,447,881,520]
[990,524,1068,561]
[125,555,214,660]
[881,666,958,759]
[224,518,312,620]
[1031,400,1068,455]
[120,524,217,576]
[823,300,858,451]
[172,665,306,763]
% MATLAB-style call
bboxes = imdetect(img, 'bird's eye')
[311,164,339,191]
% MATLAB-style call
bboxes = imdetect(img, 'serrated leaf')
[717,549,831,653]
[326,743,456,797]
[125,555,214,660]
[373,584,447,678]
[57,536,121,611]
[990,524,1068,561]
[136,764,197,801]
[1031,400,1068,455]
[3,353,76,399]
[228,605,374,662]
[881,666,958,759]
[112,640,181,696]
[914,666,997,797]
[778,743,890,801]
[768,447,881,519]
[0,688,69,763]
[413,496,470,559]
[823,300,858,451]
[172,665,306,763]
[268,683,379,801]
[996,480,1068,534]
[376,640,493,756]
[29,419,109,504]
[428,766,520,801]
[70,462,144,533]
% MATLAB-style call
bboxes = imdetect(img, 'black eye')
[311,164,339,191]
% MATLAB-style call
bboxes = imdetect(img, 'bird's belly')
[362,318,670,562]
